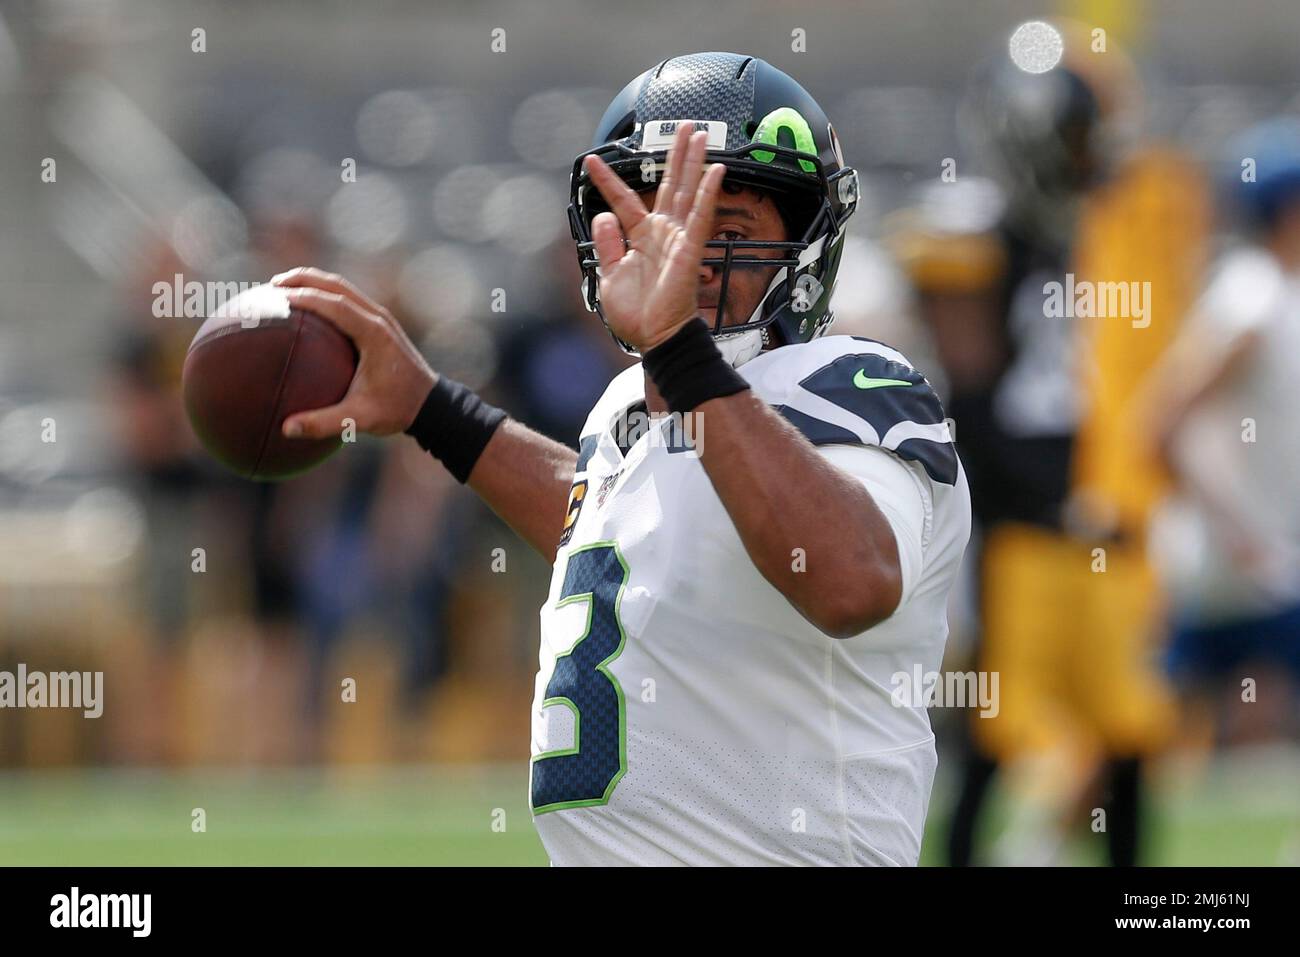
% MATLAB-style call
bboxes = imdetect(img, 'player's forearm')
[402,374,574,562]
[466,418,577,563]
[1151,330,1258,478]
[693,391,903,637]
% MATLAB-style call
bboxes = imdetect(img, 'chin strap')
[713,327,765,368]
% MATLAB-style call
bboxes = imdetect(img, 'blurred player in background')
[897,21,1206,865]
[1150,117,1300,738]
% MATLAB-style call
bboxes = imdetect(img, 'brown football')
[182,285,358,480]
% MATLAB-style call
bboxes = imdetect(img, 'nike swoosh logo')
[853,370,913,390]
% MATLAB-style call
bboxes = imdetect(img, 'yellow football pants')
[971,523,1175,762]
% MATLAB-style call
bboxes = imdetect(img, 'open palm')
[584,125,726,353]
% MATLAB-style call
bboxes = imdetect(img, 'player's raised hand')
[269,267,437,439]
[584,124,726,353]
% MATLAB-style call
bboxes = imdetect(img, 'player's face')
[637,180,789,328]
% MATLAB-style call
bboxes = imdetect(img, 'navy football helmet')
[569,52,859,364]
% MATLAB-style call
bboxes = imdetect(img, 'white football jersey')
[528,335,971,865]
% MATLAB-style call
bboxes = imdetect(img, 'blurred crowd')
[1,3,1298,863]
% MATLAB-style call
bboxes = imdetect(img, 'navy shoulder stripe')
[786,351,959,485]
[576,434,600,471]
[800,353,944,433]
[774,405,861,446]
[894,437,960,486]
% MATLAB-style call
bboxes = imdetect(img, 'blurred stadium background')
[0,0,1297,865]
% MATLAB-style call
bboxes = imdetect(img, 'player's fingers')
[282,287,381,344]
[590,212,628,270]
[271,265,345,292]
[282,402,355,440]
[682,163,726,254]
[583,155,646,234]
[671,130,709,222]
[270,267,366,306]
[652,123,689,215]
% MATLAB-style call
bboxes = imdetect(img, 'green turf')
[919,747,1300,866]
[0,750,1294,866]
[0,765,549,866]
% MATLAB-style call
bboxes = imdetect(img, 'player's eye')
[715,229,745,242]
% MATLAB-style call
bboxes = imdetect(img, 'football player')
[901,25,1198,866]
[1151,118,1300,731]
[272,52,970,866]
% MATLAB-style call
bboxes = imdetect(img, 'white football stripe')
[785,387,882,446]
[882,419,953,449]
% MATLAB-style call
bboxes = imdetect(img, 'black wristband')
[404,375,508,484]
[640,318,751,414]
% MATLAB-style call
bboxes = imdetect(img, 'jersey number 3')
[531,541,629,814]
